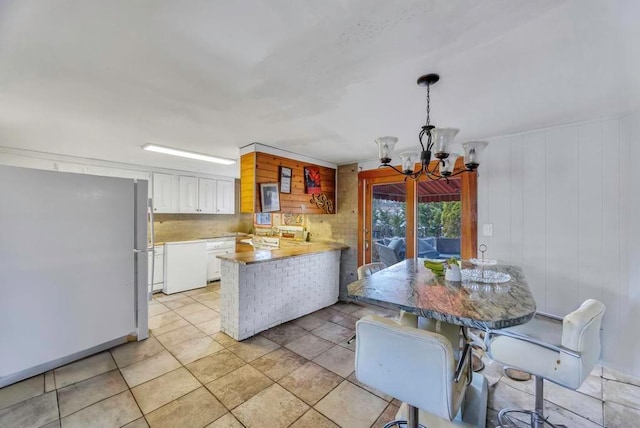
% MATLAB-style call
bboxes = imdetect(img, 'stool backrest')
[562,299,606,378]
[357,262,387,280]
[355,315,467,421]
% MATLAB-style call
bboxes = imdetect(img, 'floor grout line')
[3,290,631,428]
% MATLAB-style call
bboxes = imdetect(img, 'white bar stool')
[355,315,487,428]
[485,299,605,428]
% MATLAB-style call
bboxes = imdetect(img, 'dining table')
[346,258,537,428]
[347,259,536,330]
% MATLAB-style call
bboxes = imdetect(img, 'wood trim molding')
[460,170,478,259]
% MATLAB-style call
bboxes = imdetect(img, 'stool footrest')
[382,420,427,428]
[498,408,566,428]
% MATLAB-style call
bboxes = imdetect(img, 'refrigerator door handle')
[148,197,154,300]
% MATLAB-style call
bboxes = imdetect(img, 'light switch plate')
[483,223,494,236]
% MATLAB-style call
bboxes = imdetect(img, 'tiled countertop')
[217,242,349,265]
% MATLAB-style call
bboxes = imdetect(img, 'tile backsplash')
[153,213,252,243]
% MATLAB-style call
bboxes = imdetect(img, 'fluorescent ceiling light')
[142,143,236,165]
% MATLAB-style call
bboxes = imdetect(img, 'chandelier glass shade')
[376,74,488,180]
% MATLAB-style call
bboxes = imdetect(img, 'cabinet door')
[198,178,216,214]
[152,173,175,213]
[216,179,235,214]
[148,252,153,290]
[153,251,164,284]
[206,252,221,281]
[178,176,199,213]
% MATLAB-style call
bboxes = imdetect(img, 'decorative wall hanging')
[259,183,280,212]
[310,193,333,214]
[279,166,292,194]
[304,166,322,194]
[255,213,272,226]
[283,213,304,226]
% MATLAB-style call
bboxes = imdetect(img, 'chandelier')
[376,74,488,180]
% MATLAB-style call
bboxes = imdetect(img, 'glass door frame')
[358,158,478,266]
[361,174,416,264]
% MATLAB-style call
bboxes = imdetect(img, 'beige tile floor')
[2,282,640,427]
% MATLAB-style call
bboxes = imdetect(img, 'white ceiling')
[1,0,638,177]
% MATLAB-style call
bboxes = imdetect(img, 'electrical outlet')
[483,224,493,236]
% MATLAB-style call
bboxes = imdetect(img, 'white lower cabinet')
[206,239,235,281]
[164,241,208,294]
[148,245,164,292]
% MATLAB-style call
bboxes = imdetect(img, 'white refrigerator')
[0,165,149,388]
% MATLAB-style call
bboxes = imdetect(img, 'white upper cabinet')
[216,179,235,214]
[152,173,176,213]
[198,178,216,214]
[178,176,199,213]
[154,173,233,215]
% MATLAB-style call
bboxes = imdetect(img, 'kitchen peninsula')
[217,242,348,340]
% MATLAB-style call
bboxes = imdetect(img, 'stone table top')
[347,259,536,330]
[217,242,349,265]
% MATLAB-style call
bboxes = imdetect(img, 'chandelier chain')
[426,83,431,127]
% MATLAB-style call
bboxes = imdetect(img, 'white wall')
[478,112,640,377]
[0,146,237,188]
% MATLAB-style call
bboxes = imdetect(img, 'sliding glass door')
[416,179,462,260]
[365,179,410,266]
[358,161,476,266]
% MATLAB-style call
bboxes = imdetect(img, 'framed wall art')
[304,166,322,194]
[279,166,292,194]
[260,182,280,212]
[255,213,272,226]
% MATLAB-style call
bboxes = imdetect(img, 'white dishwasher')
[164,240,208,294]
[206,239,236,281]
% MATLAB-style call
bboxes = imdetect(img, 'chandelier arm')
[426,160,441,176]
[380,164,409,176]
[418,128,427,152]
[425,172,445,182]
[409,164,425,181]
[447,168,474,178]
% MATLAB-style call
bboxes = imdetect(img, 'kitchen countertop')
[199,232,249,240]
[151,232,249,247]
[217,242,349,264]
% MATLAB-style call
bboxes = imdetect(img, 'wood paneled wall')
[240,153,256,213]
[240,152,336,214]
[477,115,640,378]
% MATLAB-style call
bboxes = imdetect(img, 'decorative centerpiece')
[423,258,445,276]
[444,258,462,282]
[462,244,511,284]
